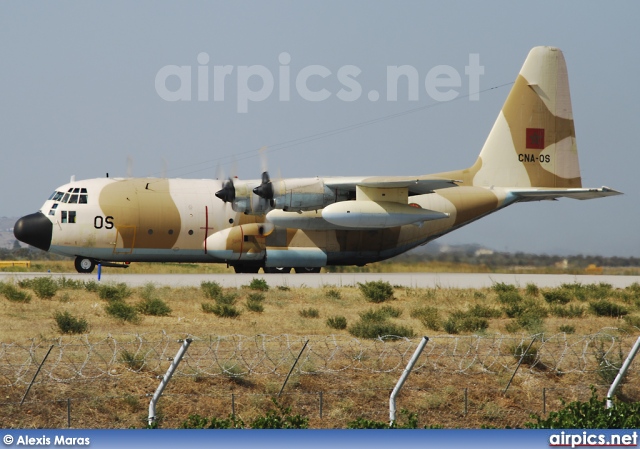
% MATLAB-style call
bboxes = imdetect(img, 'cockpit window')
[48,203,58,216]
[52,188,87,204]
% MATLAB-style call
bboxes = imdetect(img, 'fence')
[0,330,638,428]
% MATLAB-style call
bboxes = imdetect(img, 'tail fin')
[472,46,582,188]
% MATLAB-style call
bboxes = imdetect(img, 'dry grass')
[1,279,639,428]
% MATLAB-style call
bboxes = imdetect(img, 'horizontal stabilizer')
[509,186,622,202]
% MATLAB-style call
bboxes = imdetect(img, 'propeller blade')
[253,171,274,199]
[215,177,236,203]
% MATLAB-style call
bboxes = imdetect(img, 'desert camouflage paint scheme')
[14,47,621,273]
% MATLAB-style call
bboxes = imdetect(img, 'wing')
[325,175,460,196]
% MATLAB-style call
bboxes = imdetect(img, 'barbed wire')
[0,329,637,387]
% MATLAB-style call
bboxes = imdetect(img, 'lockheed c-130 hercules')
[14,47,621,274]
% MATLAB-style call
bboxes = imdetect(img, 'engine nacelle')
[271,178,344,212]
[205,223,273,261]
[230,182,273,215]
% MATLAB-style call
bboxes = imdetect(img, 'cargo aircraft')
[14,47,621,274]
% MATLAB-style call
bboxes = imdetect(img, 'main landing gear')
[74,256,96,274]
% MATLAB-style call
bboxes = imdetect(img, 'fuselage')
[13,176,512,272]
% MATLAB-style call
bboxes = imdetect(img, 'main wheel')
[263,267,292,274]
[294,267,321,274]
[74,256,96,274]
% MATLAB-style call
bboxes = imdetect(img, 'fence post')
[232,393,235,417]
[464,388,468,416]
[607,336,640,409]
[278,340,309,396]
[319,391,323,419]
[21,345,54,406]
[67,398,71,428]
[543,388,546,415]
[390,336,428,425]
[148,338,192,427]
[504,336,537,394]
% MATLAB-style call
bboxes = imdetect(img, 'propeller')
[215,177,236,203]
[252,171,274,200]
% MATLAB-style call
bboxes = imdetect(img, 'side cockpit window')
[48,203,58,216]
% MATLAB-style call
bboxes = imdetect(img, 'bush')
[98,283,131,301]
[326,316,347,330]
[299,308,319,318]
[511,343,539,366]
[325,288,341,299]
[246,293,265,313]
[348,319,414,339]
[411,306,441,331]
[105,301,140,323]
[31,277,58,299]
[57,277,84,290]
[497,290,523,306]
[550,304,585,318]
[358,281,394,303]
[1,283,32,303]
[120,349,145,371]
[248,278,269,291]
[526,387,640,429]
[492,282,517,293]
[180,413,245,429]
[202,302,241,318]
[53,311,89,334]
[84,280,99,292]
[525,283,539,297]
[201,281,223,299]
[589,300,629,317]
[543,289,572,305]
[249,398,308,429]
[137,297,172,316]
[467,304,502,319]
[559,324,575,334]
[443,314,488,334]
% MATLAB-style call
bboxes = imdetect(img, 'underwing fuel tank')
[204,223,274,261]
[320,201,449,229]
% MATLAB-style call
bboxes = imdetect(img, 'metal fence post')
[606,336,640,409]
[148,338,192,427]
[390,336,428,425]
[21,345,54,406]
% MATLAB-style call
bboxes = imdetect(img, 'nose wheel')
[74,256,96,274]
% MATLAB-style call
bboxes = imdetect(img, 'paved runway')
[1,272,639,289]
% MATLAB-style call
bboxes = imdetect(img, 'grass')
[53,310,89,334]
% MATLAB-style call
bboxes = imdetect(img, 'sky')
[0,1,638,257]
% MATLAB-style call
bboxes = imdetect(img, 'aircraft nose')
[14,212,53,252]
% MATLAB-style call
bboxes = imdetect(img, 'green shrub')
[379,305,402,318]
[358,281,394,303]
[105,301,140,323]
[1,283,32,303]
[326,316,347,330]
[543,289,572,305]
[53,311,89,334]
[526,387,640,429]
[559,324,575,334]
[359,307,401,322]
[443,313,489,334]
[137,297,172,316]
[202,302,241,318]
[98,283,131,301]
[410,306,441,331]
[511,343,539,366]
[492,282,517,293]
[623,315,640,329]
[348,409,424,429]
[31,277,59,299]
[525,283,540,297]
[57,277,84,290]
[248,278,269,291]
[468,304,502,319]
[550,304,585,318]
[249,398,308,429]
[180,413,245,429]
[325,288,341,299]
[246,292,265,313]
[497,290,523,306]
[589,300,628,317]
[84,280,99,292]
[201,281,223,299]
[299,308,320,318]
[348,319,414,339]
[120,349,145,371]
[277,285,290,291]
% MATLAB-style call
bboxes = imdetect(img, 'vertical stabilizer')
[472,46,582,188]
